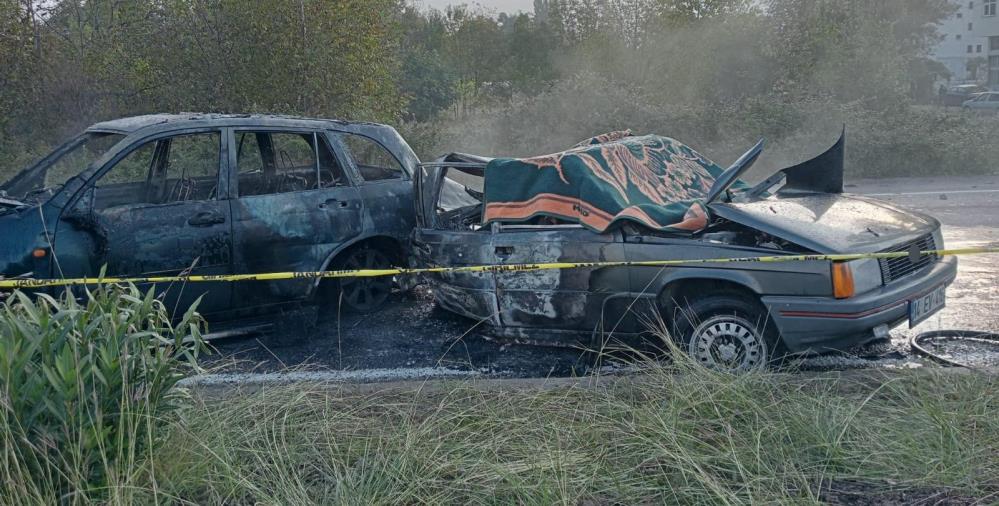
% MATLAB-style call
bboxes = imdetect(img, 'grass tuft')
[152,359,998,504]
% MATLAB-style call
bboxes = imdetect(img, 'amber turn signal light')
[32,248,47,259]
[831,262,855,299]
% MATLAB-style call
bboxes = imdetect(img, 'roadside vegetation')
[159,366,998,504]
[2,0,997,182]
[1,286,996,504]
[0,285,206,504]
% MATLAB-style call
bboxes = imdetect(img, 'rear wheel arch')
[309,235,405,300]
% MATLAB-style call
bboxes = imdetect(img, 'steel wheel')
[334,247,393,313]
[688,314,768,371]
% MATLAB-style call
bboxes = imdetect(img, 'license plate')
[909,285,946,328]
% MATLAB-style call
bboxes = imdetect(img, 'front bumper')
[762,256,958,354]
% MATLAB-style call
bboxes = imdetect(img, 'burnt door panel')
[89,131,232,316]
[99,200,232,315]
[492,227,628,333]
[414,228,500,325]
[230,130,361,308]
[231,187,362,306]
[411,164,498,324]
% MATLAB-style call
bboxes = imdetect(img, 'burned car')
[0,114,416,320]
[414,131,957,371]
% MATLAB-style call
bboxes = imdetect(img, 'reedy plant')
[0,283,206,504]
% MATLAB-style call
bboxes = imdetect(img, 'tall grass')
[152,352,998,504]
[1,288,996,504]
[0,285,206,504]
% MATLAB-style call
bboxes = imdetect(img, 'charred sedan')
[0,114,417,321]
[414,131,957,371]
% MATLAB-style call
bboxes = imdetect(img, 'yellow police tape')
[1,247,997,290]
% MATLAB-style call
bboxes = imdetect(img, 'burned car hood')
[709,193,938,254]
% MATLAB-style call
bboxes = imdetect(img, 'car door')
[412,163,502,325]
[82,129,233,316]
[229,128,361,308]
[491,225,629,334]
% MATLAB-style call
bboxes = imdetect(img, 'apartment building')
[932,0,999,88]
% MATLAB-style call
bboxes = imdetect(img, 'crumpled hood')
[709,193,938,254]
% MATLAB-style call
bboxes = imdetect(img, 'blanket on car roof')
[482,131,739,233]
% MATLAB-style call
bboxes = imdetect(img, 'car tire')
[317,246,395,316]
[668,292,785,372]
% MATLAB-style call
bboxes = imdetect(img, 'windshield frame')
[0,131,125,202]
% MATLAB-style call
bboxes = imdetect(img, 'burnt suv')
[0,114,416,320]
[414,133,957,371]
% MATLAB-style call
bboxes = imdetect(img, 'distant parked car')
[0,114,418,322]
[962,91,999,113]
[943,84,985,106]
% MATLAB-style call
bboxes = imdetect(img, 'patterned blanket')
[482,131,739,233]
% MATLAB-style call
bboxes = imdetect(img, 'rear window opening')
[435,166,485,231]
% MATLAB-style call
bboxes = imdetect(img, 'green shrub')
[0,284,206,504]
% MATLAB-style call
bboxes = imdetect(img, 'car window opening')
[93,132,221,211]
[435,166,485,231]
[1,132,125,201]
[237,131,347,197]
[341,133,405,182]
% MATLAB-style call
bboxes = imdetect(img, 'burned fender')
[60,188,110,259]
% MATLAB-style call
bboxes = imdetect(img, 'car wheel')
[321,246,394,314]
[670,293,784,372]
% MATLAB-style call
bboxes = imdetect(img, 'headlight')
[849,258,883,295]
[832,258,883,299]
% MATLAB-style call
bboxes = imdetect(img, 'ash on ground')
[201,286,949,378]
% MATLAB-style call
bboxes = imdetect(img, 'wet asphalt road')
[204,175,999,378]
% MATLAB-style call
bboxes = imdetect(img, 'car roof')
[75,113,421,180]
[85,113,384,135]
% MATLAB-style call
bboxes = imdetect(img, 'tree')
[145,0,405,121]
[0,0,38,173]
[765,0,955,105]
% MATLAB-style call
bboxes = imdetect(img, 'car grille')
[878,233,938,284]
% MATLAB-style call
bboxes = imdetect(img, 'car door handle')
[319,199,350,210]
[495,246,515,257]
[187,211,225,227]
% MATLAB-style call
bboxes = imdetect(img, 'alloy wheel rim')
[688,315,767,371]
[338,249,392,311]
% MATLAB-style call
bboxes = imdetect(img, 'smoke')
[414,1,994,180]
[419,11,844,181]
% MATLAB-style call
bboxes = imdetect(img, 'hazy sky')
[413,0,535,14]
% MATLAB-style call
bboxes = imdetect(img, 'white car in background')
[962,91,999,113]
